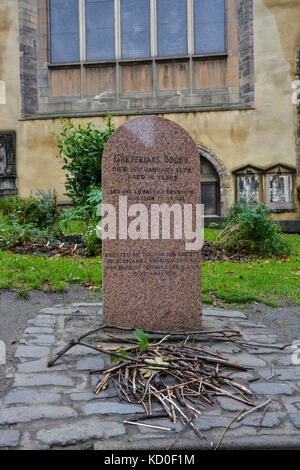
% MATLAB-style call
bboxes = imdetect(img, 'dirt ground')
[0,287,101,399]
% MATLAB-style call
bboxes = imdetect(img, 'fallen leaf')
[142,357,169,377]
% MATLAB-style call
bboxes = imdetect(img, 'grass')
[0,222,299,308]
[0,251,102,292]
[202,229,300,307]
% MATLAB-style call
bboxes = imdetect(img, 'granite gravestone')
[102,116,202,331]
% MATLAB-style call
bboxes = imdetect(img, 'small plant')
[208,222,219,229]
[53,114,115,205]
[16,289,30,301]
[219,201,291,257]
[134,329,149,352]
[82,218,102,256]
[110,329,149,363]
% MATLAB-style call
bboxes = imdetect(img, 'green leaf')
[134,329,149,351]
[110,349,128,363]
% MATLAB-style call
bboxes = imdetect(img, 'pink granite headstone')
[102,116,202,331]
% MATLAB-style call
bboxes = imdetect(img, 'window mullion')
[187,0,194,55]
[150,0,157,57]
[115,0,121,59]
[79,0,86,61]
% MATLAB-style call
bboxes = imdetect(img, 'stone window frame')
[19,0,255,118]
[233,163,296,212]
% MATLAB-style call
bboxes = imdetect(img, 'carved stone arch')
[197,144,231,216]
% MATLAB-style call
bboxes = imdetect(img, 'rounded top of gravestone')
[103,115,198,154]
[102,115,201,201]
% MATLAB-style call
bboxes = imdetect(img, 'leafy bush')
[0,189,60,231]
[58,185,102,255]
[53,114,114,205]
[218,201,290,257]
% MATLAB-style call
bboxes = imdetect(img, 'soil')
[9,236,249,262]
[9,235,87,257]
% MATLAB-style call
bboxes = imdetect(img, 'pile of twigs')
[91,335,256,439]
[47,325,262,440]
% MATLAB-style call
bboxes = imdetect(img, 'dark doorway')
[200,156,220,216]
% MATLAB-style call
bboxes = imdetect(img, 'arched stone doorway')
[197,144,231,217]
[200,156,220,216]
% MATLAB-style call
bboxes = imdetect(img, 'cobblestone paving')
[0,303,299,450]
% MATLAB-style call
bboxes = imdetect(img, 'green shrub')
[58,186,102,255]
[0,222,22,248]
[218,201,290,257]
[0,189,60,231]
[53,114,114,205]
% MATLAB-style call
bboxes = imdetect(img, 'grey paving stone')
[24,327,54,334]
[76,358,104,371]
[194,415,231,431]
[28,318,56,326]
[203,308,247,319]
[238,322,266,329]
[54,345,99,356]
[15,345,50,359]
[249,348,286,355]
[0,430,21,448]
[41,307,89,315]
[4,391,62,405]
[275,356,295,366]
[241,412,280,428]
[259,367,300,381]
[227,353,267,368]
[69,392,96,402]
[250,382,294,395]
[229,371,256,381]
[292,402,300,410]
[216,397,252,412]
[84,401,144,415]
[137,418,183,433]
[20,335,55,345]
[13,373,74,387]
[36,419,125,446]
[247,336,278,344]
[17,357,67,373]
[90,375,102,387]
[288,413,300,429]
[0,406,77,424]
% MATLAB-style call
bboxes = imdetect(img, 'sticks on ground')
[47,325,262,441]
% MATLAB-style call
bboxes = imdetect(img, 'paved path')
[0,303,299,450]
